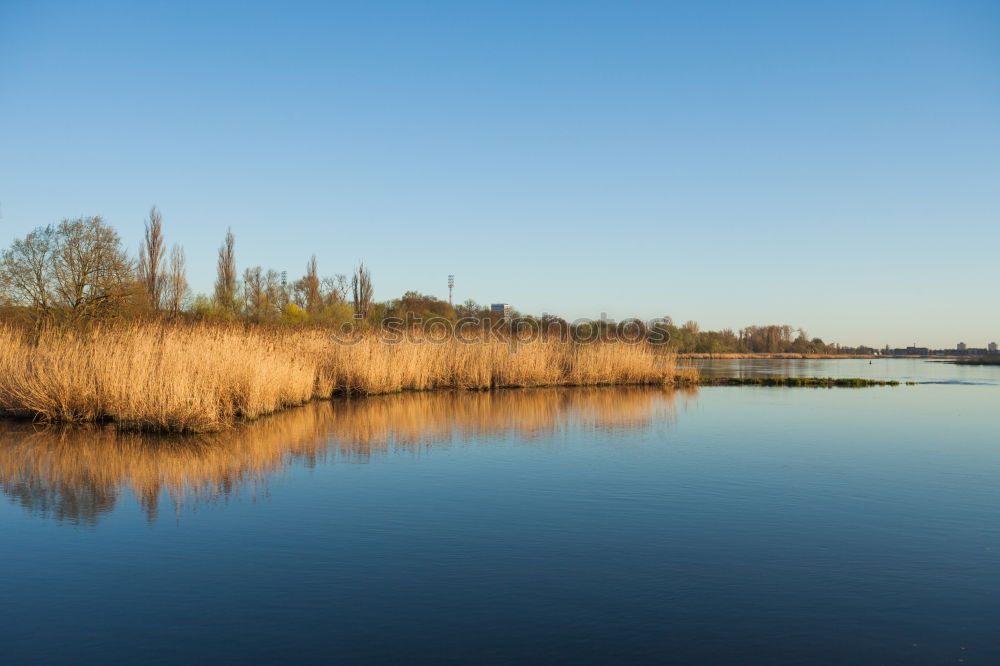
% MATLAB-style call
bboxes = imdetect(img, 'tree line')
[0,209,868,353]
[649,320,869,354]
[0,209,374,327]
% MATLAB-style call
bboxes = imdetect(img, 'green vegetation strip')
[954,356,1000,365]
[700,376,905,387]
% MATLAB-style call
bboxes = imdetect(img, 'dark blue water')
[2,363,998,664]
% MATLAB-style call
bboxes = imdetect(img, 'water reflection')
[0,387,694,524]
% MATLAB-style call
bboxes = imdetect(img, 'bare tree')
[322,273,350,305]
[214,228,237,312]
[264,269,285,316]
[351,262,373,320]
[165,243,188,316]
[0,225,57,320]
[49,217,133,321]
[455,298,483,318]
[302,255,321,314]
[243,266,285,321]
[137,206,166,309]
[243,266,266,322]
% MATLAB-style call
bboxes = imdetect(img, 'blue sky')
[1,0,998,347]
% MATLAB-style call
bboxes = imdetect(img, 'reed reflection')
[0,386,695,524]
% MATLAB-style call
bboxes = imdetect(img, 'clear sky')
[1,0,998,347]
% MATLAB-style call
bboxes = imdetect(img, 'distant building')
[888,346,930,356]
[490,303,511,320]
[886,343,992,357]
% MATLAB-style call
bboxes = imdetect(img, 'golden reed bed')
[0,324,697,432]
[0,387,694,523]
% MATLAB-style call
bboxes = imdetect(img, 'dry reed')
[0,323,697,432]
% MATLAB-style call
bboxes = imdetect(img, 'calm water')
[693,356,1000,385]
[2,361,999,664]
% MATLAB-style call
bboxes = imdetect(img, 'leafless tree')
[243,266,285,321]
[137,206,166,310]
[299,255,321,314]
[165,244,188,316]
[292,254,323,314]
[214,228,238,312]
[455,298,483,318]
[265,269,285,315]
[49,217,133,321]
[322,273,350,305]
[351,263,373,320]
[243,266,267,322]
[0,225,57,320]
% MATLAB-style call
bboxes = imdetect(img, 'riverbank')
[698,376,908,387]
[0,324,695,432]
[953,355,1000,365]
[679,352,875,359]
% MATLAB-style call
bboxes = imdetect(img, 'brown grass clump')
[0,325,315,431]
[316,335,692,394]
[0,323,696,432]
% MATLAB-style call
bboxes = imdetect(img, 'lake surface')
[2,360,999,664]
[693,356,1000,385]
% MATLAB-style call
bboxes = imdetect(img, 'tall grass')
[0,325,316,431]
[0,323,696,432]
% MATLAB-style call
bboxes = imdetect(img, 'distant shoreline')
[952,356,1000,365]
[698,376,907,387]
[680,353,873,359]
[680,353,977,360]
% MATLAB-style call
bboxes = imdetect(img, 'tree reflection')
[0,387,695,524]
